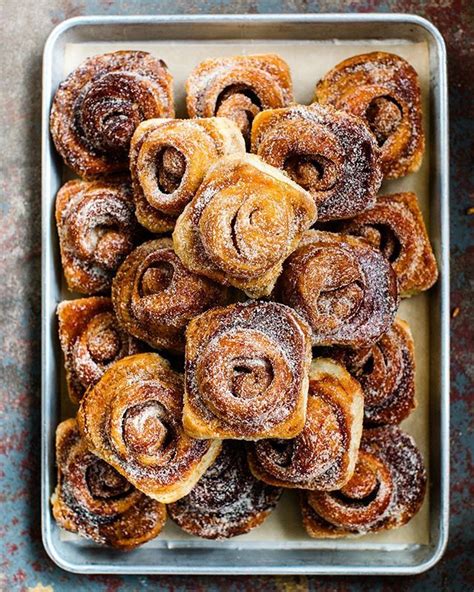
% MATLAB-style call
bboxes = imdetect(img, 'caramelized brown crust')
[315,52,424,178]
[183,301,312,440]
[172,154,317,298]
[77,353,222,503]
[50,50,174,178]
[57,297,142,404]
[301,425,426,537]
[186,54,293,145]
[251,103,382,221]
[51,419,166,550]
[276,230,399,348]
[130,117,246,232]
[112,238,228,353]
[168,441,282,539]
[338,192,438,297]
[322,318,416,426]
[55,179,137,294]
[248,358,363,490]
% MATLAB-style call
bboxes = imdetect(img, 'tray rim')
[41,12,450,576]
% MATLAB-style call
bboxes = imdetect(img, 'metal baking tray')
[41,14,450,575]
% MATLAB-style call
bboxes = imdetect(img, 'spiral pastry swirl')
[56,179,137,294]
[251,104,382,221]
[57,297,142,404]
[168,441,282,539]
[301,425,426,537]
[112,238,227,352]
[315,52,424,178]
[186,54,293,146]
[77,353,222,503]
[322,318,416,426]
[276,230,399,348]
[50,50,174,178]
[183,301,312,440]
[173,154,317,298]
[339,192,438,297]
[248,358,364,490]
[130,117,245,232]
[51,419,166,549]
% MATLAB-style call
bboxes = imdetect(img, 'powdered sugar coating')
[51,418,166,549]
[50,50,174,178]
[276,230,399,348]
[301,425,426,537]
[251,103,382,221]
[315,52,424,179]
[168,441,282,539]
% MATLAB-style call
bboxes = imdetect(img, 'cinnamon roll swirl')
[173,154,317,298]
[56,179,137,295]
[57,297,142,404]
[251,104,382,221]
[276,230,399,348]
[112,238,227,353]
[301,425,426,537]
[323,319,416,426]
[168,441,282,539]
[339,192,438,297]
[186,54,293,145]
[248,358,363,490]
[315,52,424,178]
[183,301,312,440]
[51,419,166,549]
[77,353,222,503]
[50,50,174,178]
[130,117,246,232]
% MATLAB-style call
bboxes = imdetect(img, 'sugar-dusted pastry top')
[301,425,426,537]
[168,441,282,539]
[130,117,245,232]
[57,297,142,404]
[276,230,399,348]
[77,353,222,503]
[55,178,137,295]
[183,300,312,440]
[338,192,438,297]
[51,418,166,549]
[186,53,293,145]
[173,153,317,298]
[112,238,228,353]
[50,50,174,178]
[251,103,382,221]
[315,52,424,178]
[248,358,364,490]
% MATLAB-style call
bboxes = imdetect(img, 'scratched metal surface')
[0,1,472,590]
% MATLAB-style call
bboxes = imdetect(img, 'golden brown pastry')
[168,441,282,539]
[57,297,142,404]
[301,425,426,537]
[51,419,166,550]
[338,192,438,297]
[56,179,137,294]
[129,117,246,232]
[248,358,363,490]
[77,353,222,503]
[50,50,174,178]
[321,318,416,426]
[183,301,312,440]
[112,238,228,353]
[186,54,293,145]
[276,230,399,348]
[251,103,382,221]
[173,154,317,298]
[315,52,424,178]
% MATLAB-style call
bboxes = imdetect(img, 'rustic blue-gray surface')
[1,1,472,590]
